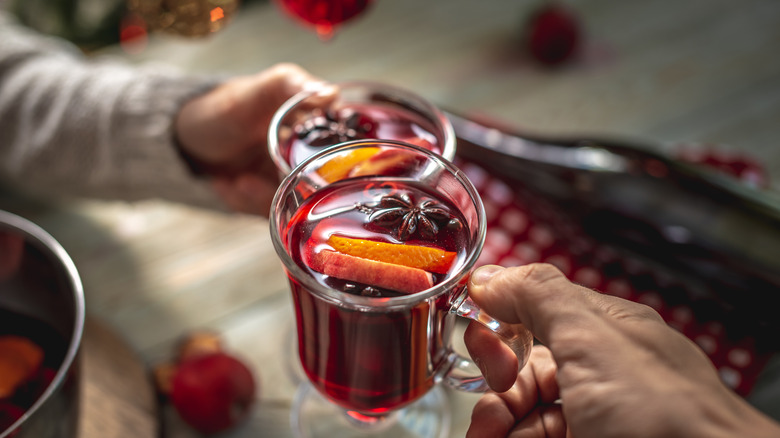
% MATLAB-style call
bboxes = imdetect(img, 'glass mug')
[269,140,532,437]
[267,81,456,177]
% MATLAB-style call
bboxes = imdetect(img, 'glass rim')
[269,139,486,310]
[267,79,457,175]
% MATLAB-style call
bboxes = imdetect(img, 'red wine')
[288,281,454,413]
[284,177,470,413]
[284,102,444,172]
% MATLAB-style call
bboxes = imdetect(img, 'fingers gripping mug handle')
[445,292,534,392]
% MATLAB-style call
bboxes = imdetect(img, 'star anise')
[294,108,374,147]
[366,193,456,241]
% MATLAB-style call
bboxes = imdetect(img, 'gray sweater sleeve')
[0,12,224,208]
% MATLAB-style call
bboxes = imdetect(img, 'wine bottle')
[449,112,780,350]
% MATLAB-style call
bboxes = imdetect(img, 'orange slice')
[327,235,456,275]
[348,149,418,178]
[306,249,434,294]
[316,147,381,183]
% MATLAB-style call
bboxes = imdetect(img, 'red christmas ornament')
[526,3,581,65]
[276,0,373,39]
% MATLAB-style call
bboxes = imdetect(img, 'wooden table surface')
[6,0,780,436]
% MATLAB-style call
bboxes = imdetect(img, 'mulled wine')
[283,177,469,412]
[271,140,532,436]
[285,103,444,174]
[268,81,456,176]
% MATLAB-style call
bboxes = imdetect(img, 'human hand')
[175,63,325,215]
[464,263,780,438]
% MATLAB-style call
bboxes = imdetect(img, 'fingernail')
[471,265,503,286]
[303,81,334,94]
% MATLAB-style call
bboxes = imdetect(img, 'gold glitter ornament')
[127,0,240,37]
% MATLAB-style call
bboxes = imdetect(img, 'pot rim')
[0,210,85,438]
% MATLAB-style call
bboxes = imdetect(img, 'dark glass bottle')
[449,112,780,352]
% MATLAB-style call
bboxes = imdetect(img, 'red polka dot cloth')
[454,154,772,397]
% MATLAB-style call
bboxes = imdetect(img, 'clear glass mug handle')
[445,291,534,392]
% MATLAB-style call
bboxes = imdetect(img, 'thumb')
[469,263,602,346]
[248,63,327,115]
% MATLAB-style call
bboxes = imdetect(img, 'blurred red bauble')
[169,352,257,434]
[276,0,373,39]
[526,3,581,65]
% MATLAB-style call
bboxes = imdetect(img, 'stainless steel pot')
[0,210,85,438]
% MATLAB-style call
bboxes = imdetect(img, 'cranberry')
[526,3,581,65]
[170,352,257,434]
